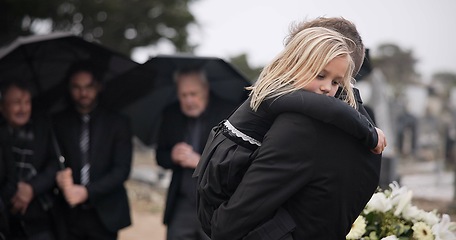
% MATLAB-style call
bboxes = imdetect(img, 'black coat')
[156,94,238,225]
[195,90,379,238]
[0,115,60,237]
[53,106,132,232]
[211,112,381,240]
[0,116,58,200]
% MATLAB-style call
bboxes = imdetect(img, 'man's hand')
[56,168,74,190]
[56,168,88,207]
[371,127,387,154]
[171,142,200,169]
[11,181,34,215]
[63,185,89,207]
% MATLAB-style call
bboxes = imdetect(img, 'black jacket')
[53,106,132,232]
[156,94,237,225]
[195,90,379,239]
[211,112,381,239]
[0,115,60,237]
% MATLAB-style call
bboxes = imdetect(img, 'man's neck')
[78,108,91,115]
[76,103,97,115]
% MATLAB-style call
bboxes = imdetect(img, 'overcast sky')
[131,1,456,80]
[178,0,455,80]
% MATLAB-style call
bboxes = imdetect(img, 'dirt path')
[119,180,167,240]
[119,211,165,240]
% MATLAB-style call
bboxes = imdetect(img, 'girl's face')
[303,56,349,97]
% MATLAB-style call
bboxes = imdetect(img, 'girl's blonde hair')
[248,26,357,111]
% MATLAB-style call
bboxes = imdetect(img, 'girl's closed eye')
[332,80,342,86]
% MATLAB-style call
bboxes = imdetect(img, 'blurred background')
[1,0,456,239]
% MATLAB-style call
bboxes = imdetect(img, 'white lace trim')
[224,120,262,147]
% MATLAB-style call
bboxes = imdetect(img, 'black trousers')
[66,206,117,240]
[167,198,210,240]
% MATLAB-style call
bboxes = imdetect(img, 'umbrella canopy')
[102,54,251,146]
[0,32,139,113]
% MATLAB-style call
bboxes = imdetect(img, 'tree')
[371,43,420,97]
[0,0,199,55]
[432,72,456,90]
[228,53,263,84]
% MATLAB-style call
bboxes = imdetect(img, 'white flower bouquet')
[346,182,456,240]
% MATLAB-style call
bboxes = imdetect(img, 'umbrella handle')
[58,156,66,170]
[49,122,66,170]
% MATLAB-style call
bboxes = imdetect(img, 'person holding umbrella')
[53,61,132,240]
[155,67,238,240]
[0,79,61,240]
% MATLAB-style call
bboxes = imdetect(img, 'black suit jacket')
[211,113,381,240]
[156,94,237,225]
[0,115,58,197]
[0,115,64,239]
[0,115,59,217]
[53,106,132,232]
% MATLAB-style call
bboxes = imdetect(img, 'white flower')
[412,221,434,240]
[402,205,422,221]
[365,192,392,213]
[419,210,440,226]
[346,215,366,239]
[381,236,398,240]
[388,181,408,202]
[394,190,413,216]
[351,182,456,239]
[432,214,456,240]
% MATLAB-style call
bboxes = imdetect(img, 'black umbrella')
[102,54,251,146]
[0,32,139,113]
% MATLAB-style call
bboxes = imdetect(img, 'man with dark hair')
[0,79,60,239]
[53,61,132,240]
[205,17,383,239]
[156,67,237,240]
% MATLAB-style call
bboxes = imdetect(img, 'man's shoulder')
[264,112,320,150]
[95,107,131,127]
[161,101,182,118]
[0,122,9,141]
[272,113,379,161]
[97,106,124,117]
[274,112,347,131]
[52,108,74,122]
[211,94,239,107]
[208,95,239,115]
[29,113,54,134]
[271,112,360,143]
[272,112,320,130]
